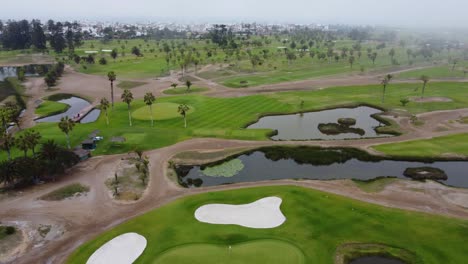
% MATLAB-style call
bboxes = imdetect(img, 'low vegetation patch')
[352,177,398,193]
[337,118,356,126]
[0,226,16,240]
[318,123,365,136]
[40,183,90,201]
[0,225,22,258]
[163,86,208,95]
[117,81,147,89]
[201,158,244,177]
[106,152,149,201]
[403,167,448,181]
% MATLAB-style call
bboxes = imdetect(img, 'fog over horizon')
[1,0,468,28]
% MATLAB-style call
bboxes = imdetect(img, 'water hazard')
[175,147,468,188]
[247,106,393,140]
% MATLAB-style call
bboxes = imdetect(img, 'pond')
[36,96,99,123]
[0,65,51,81]
[349,256,406,264]
[247,106,393,140]
[80,109,101,124]
[175,147,468,188]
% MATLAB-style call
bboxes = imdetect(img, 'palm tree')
[107,71,116,109]
[348,56,355,69]
[381,74,393,103]
[0,132,15,160]
[25,130,41,155]
[16,134,29,157]
[420,75,429,98]
[121,89,134,126]
[178,104,190,128]
[0,160,18,186]
[185,80,192,92]
[100,98,110,125]
[143,92,156,127]
[58,116,75,149]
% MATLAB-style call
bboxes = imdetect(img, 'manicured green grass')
[132,102,195,121]
[153,239,305,264]
[163,87,209,95]
[397,63,468,79]
[39,183,90,201]
[4,81,468,160]
[66,186,468,264]
[373,133,468,158]
[35,100,70,118]
[117,81,147,89]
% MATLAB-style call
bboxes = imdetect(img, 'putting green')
[132,103,195,121]
[152,239,304,264]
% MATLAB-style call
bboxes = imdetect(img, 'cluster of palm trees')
[0,130,41,160]
[380,74,430,103]
[0,131,79,188]
[105,71,190,128]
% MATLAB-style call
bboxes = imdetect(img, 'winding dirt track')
[2,65,468,263]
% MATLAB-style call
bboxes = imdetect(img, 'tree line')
[0,19,83,53]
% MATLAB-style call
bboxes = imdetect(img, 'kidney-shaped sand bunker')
[194,196,286,228]
[86,232,147,264]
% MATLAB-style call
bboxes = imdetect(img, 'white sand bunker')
[87,233,147,264]
[194,196,286,229]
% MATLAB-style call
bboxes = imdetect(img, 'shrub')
[5,226,16,235]
[337,118,357,126]
[400,98,410,106]
[99,57,107,65]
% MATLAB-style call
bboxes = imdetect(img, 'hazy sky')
[1,0,467,27]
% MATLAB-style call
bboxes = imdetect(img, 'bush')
[403,167,448,181]
[400,98,410,106]
[5,226,16,235]
[337,118,356,126]
[99,57,107,65]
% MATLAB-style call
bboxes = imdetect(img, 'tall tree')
[24,130,41,155]
[178,104,190,128]
[380,74,393,103]
[111,49,118,61]
[185,80,192,92]
[100,98,110,125]
[144,92,156,127]
[58,116,75,149]
[420,75,430,99]
[30,20,47,50]
[0,133,15,160]
[48,20,66,53]
[121,89,134,126]
[388,48,396,61]
[348,56,355,69]
[107,71,116,109]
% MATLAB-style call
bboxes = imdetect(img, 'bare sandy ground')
[3,65,468,263]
